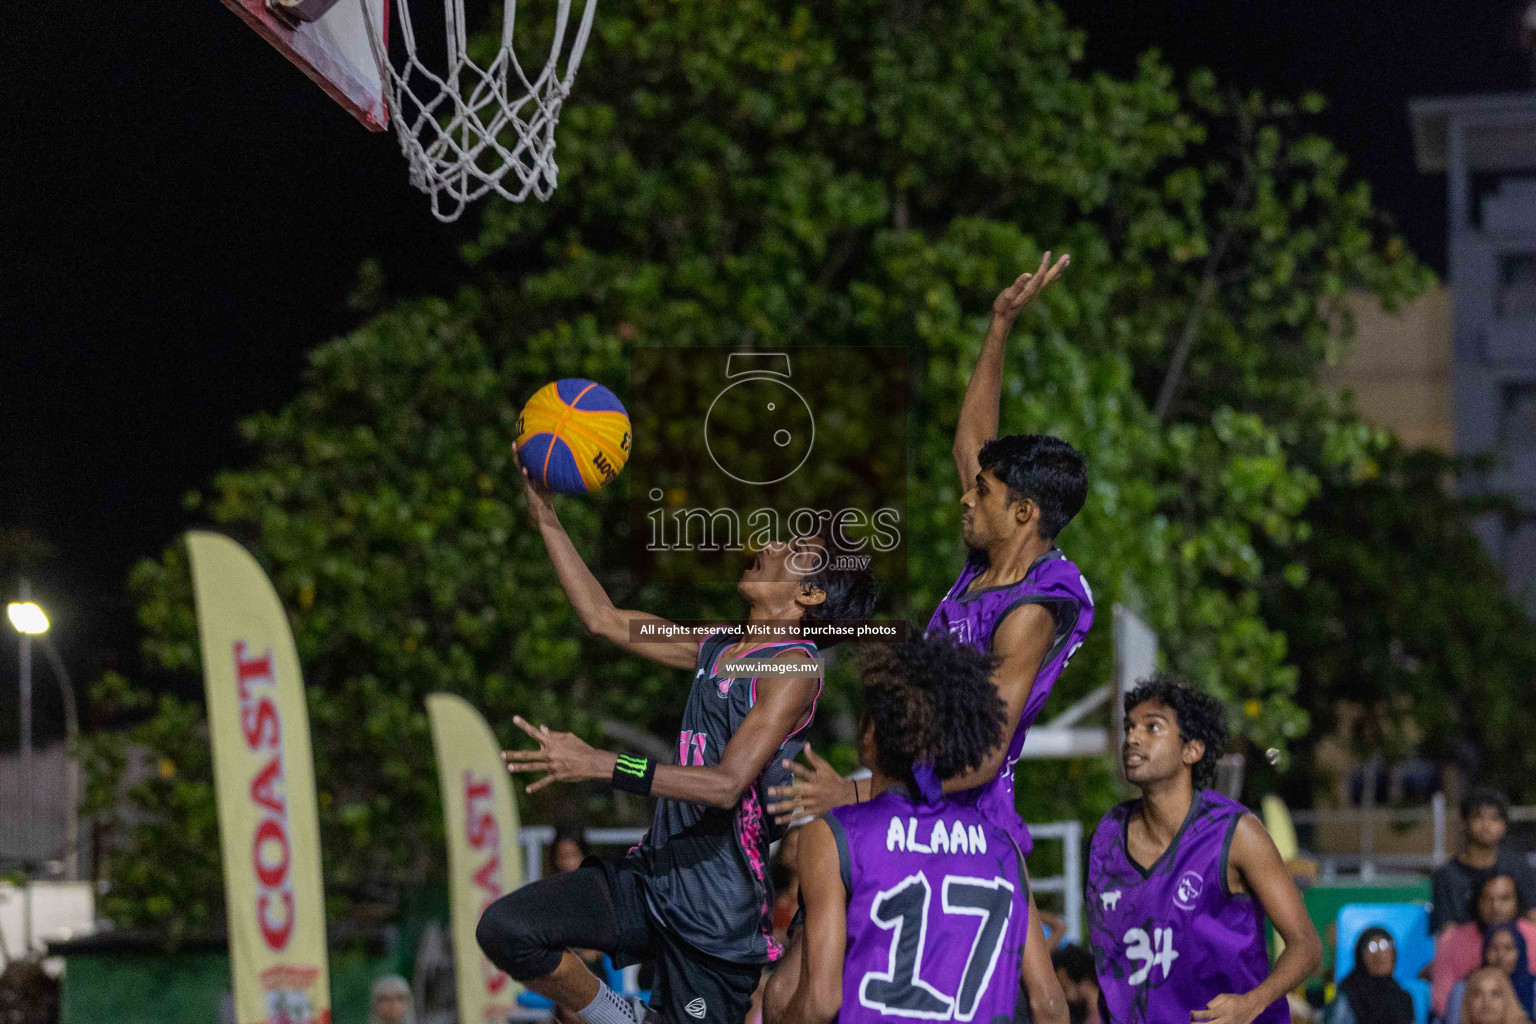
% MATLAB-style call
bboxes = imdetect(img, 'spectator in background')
[1459,967,1532,1024]
[368,975,414,1024]
[552,824,588,874]
[1434,874,1536,1017]
[1324,928,1413,1024]
[1052,944,1101,1024]
[549,827,611,1024]
[1432,789,1536,935]
[1446,925,1536,1024]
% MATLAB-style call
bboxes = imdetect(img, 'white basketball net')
[363,0,598,222]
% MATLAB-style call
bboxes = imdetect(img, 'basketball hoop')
[361,0,598,222]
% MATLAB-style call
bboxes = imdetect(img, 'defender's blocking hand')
[991,250,1070,324]
[765,742,859,824]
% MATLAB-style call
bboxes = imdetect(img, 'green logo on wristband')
[616,755,649,778]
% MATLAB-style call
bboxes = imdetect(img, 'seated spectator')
[1052,943,1102,1024]
[1324,927,1414,1024]
[1434,874,1536,1017]
[1432,789,1536,936]
[368,975,414,1024]
[1459,967,1532,1024]
[552,823,588,874]
[1446,925,1536,1024]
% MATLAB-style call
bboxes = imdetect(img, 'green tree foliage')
[1260,442,1536,799]
[84,0,1428,934]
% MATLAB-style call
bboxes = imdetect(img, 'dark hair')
[553,824,586,853]
[800,525,879,644]
[1463,787,1510,822]
[977,434,1088,540]
[1052,943,1096,984]
[1123,674,1228,791]
[858,633,1004,784]
[1473,872,1525,923]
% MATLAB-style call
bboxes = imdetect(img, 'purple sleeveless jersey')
[1086,790,1287,1024]
[827,786,1030,1024]
[919,548,1095,852]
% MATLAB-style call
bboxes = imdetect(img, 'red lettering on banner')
[242,696,281,749]
[464,771,512,1001]
[254,817,291,887]
[234,641,274,700]
[234,641,295,952]
[251,755,287,816]
[258,889,295,949]
[466,775,495,849]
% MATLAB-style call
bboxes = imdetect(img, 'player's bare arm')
[506,650,820,806]
[1192,814,1321,1024]
[766,603,1055,821]
[514,446,698,669]
[1021,873,1070,1024]
[764,741,862,826]
[939,603,1056,794]
[952,251,1070,489]
[777,818,846,1024]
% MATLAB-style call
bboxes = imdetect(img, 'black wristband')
[612,755,655,796]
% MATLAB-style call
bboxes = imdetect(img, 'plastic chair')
[1333,903,1433,1024]
[1333,902,1433,982]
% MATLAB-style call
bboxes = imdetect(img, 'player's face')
[1467,805,1508,848]
[1466,973,1512,1024]
[960,470,1035,549]
[1485,929,1520,974]
[738,535,829,613]
[1121,701,1201,786]
[1478,877,1518,927]
[1361,933,1396,977]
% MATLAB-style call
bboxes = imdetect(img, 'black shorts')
[477,856,761,1024]
[593,856,762,1024]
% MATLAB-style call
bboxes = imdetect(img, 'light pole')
[7,584,67,956]
[6,595,81,880]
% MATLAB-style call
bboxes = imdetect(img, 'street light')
[6,602,48,635]
[5,582,83,959]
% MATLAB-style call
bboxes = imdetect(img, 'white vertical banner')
[426,693,525,1023]
[187,531,331,1024]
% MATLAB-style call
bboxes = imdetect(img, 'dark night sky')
[3,0,1532,735]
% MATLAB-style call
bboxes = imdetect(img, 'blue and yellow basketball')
[516,379,632,495]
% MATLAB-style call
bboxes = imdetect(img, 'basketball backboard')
[221,0,388,130]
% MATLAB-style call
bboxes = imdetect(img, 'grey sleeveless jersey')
[626,629,820,964]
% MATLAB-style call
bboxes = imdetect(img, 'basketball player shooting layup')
[764,251,1086,1024]
[1087,677,1320,1024]
[778,635,1037,1024]
[475,451,876,1024]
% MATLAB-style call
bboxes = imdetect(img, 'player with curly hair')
[1085,675,1320,1024]
[774,634,1042,1024]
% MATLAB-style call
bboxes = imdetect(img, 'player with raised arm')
[764,252,1084,1024]
[475,452,877,1024]
[1086,676,1321,1024]
[778,634,1035,1024]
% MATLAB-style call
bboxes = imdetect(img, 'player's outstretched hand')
[510,444,560,527]
[502,715,607,794]
[991,250,1070,325]
[1191,992,1260,1024]
[764,742,859,825]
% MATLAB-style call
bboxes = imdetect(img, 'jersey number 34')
[858,872,1015,1022]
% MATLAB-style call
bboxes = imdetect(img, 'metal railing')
[517,819,1086,943]
[1288,794,1536,881]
